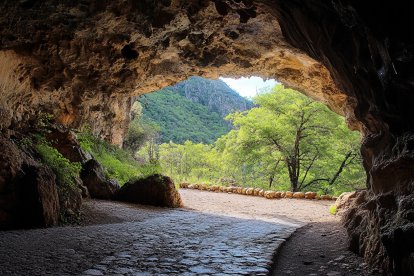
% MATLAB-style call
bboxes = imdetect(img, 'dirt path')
[0,189,376,275]
[179,189,378,276]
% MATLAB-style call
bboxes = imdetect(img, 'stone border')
[179,183,337,201]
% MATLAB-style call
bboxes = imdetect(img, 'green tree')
[223,85,364,192]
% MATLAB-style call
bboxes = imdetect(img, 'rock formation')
[80,159,120,200]
[114,174,183,208]
[1,0,414,274]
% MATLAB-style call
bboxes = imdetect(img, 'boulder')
[264,191,276,199]
[334,191,359,214]
[15,164,60,228]
[0,136,60,229]
[305,192,317,199]
[285,191,293,198]
[280,192,286,198]
[246,188,254,195]
[114,174,182,208]
[80,159,120,200]
[237,187,243,194]
[254,188,261,196]
[47,129,91,163]
[274,191,282,198]
[211,185,220,192]
[293,192,305,199]
[259,189,265,197]
[179,183,189,189]
[320,195,333,200]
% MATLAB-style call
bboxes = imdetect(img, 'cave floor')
[0,190,369,276]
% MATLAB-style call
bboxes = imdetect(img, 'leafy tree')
[223,85,363,192]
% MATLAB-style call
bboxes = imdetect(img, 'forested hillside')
[138,77,253,144]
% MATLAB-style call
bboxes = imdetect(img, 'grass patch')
[78,131,161,185]
[329,205,337,215]
[35,142,82,190]
[35,140,82,221]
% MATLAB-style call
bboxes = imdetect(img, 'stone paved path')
[0,193,301,276]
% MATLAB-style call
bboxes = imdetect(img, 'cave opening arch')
[1,0,413,274]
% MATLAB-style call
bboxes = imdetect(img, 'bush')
[36,142,82,190]
[35,141,82,221]
[35,142,81,190]
[78,131,161,185]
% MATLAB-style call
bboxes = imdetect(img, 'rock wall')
[272,0,414,274]
[0,0,347,145]
[1,0,413,274]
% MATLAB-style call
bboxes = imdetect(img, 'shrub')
[35,142,81,190]
[78,131,161,185]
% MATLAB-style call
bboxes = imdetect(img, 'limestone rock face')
[0,136,59,229]
[47,129,91,164]
[0,0,346,146]
[80,159,120,200]
[1,0,414,274]
[114,174,182,208]
[273,1,414,273]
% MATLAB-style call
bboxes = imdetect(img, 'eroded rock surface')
[114,174,182,208]
[1,0,414,274]
[80,159,120,200]
[273,1,414,274]
[0,0,346,145]
[0,136,59,229]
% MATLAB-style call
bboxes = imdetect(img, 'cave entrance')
[117,75,366,198]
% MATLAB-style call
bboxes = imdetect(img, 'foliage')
[35,141,82,208]
[78,130,161,185]
[329,205,337,215]
[123,102,160,152]
[140,90,229,144]
[138,77,253,144]
[154,85,366,195]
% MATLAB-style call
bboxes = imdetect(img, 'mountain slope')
[167,76,253,117]
[139,77,253,144]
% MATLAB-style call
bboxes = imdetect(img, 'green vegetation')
[35,141,82,220]
[140,90,229,144]
[329,205,338,215]
[36,142,82,191]
[134,84,366,195]
[138,77,252,144]
[78,130,160,185]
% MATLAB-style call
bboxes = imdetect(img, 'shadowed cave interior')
[1,1,414,275]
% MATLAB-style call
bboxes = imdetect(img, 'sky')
[220,76,278,98]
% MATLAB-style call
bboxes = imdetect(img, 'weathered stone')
[293,192,305,199]
[1,1,414,273]
[335,191,359,214]
[180,183,189,189]
[0,136,59,229]
[305,192,317,200]
[285,191,293,199]
[264,191,276,199]
[80,159,120,200]
[320,195,333,201]
[47,129,90,163]
[114,174,182,208]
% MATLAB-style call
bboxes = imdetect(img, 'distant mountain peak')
[139,77,253,144]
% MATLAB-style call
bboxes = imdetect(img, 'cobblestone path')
[0,196,299,276]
